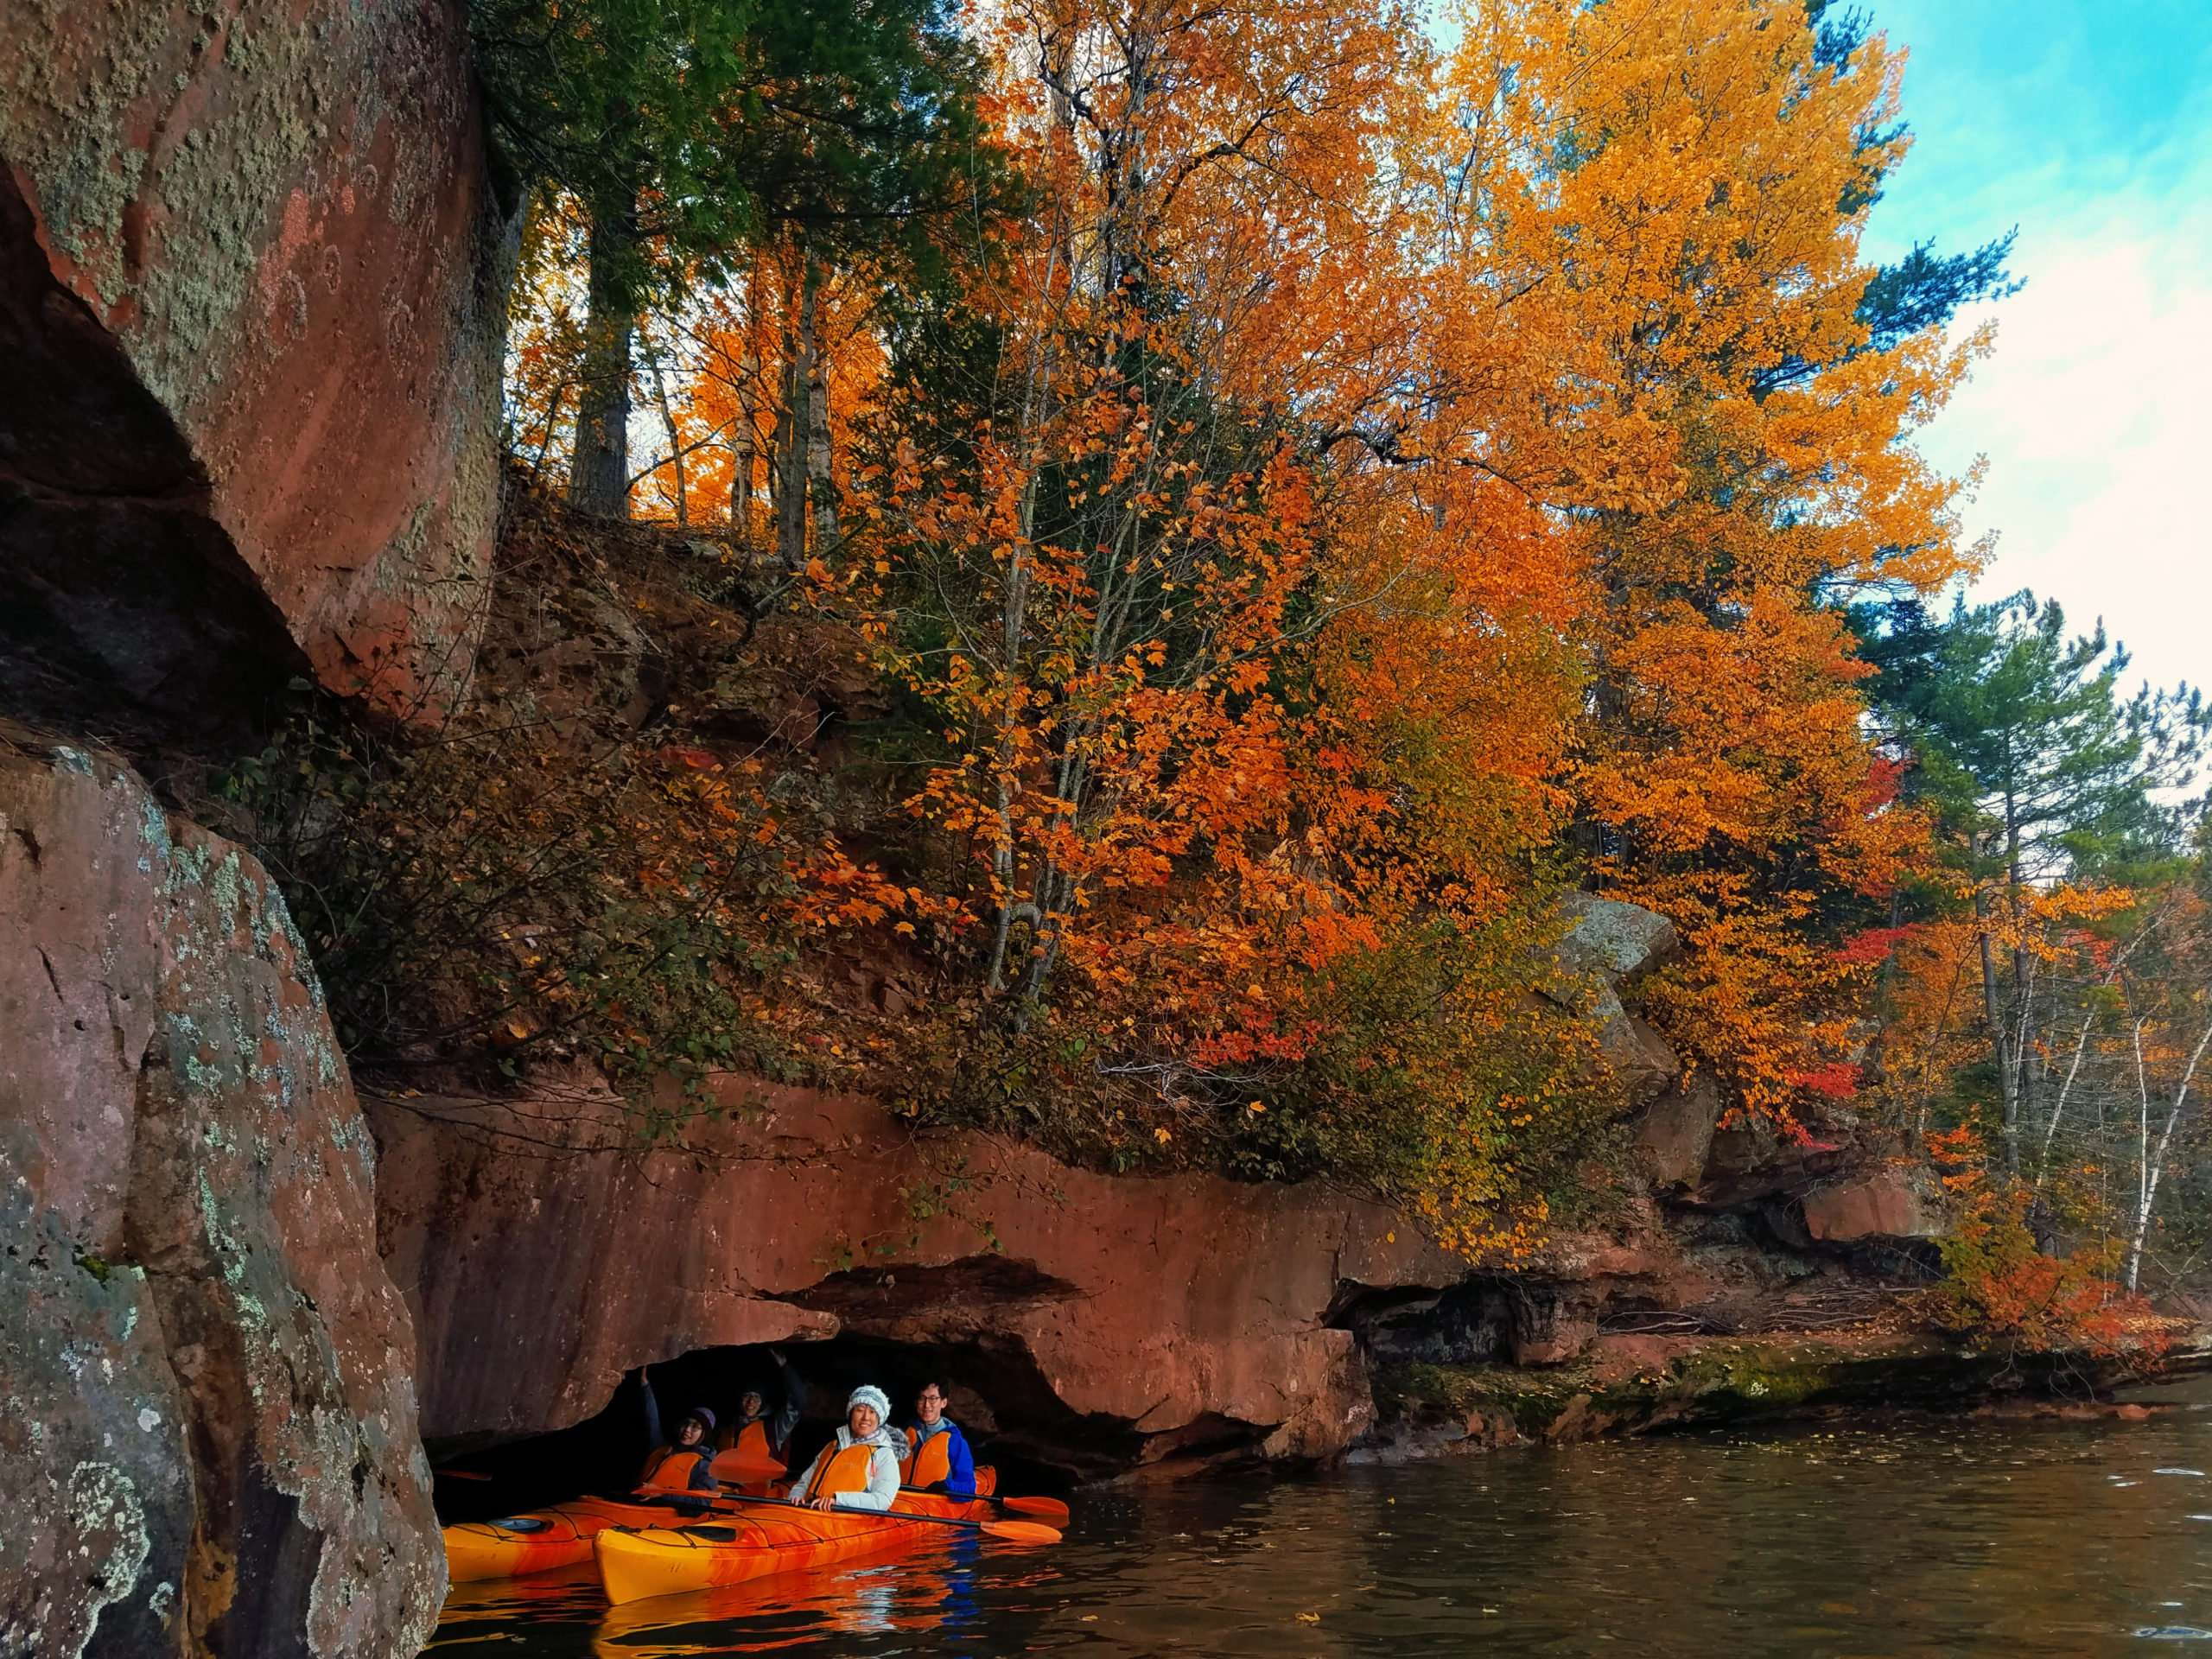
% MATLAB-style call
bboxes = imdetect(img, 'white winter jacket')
[792,1424,904,1512]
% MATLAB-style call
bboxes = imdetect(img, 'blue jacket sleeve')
[943,1425,976,1497]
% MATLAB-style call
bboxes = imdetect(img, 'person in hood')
[716,1346,808,1470]
[794,1385,903,1513]
[900,1379,976,1497]
[636,1365,720,1498]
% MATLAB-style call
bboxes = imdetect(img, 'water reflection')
[433,1394,2212,1657]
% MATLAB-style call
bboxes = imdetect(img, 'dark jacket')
[639,1376,720,1494]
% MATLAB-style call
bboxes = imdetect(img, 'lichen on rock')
[0,725,441,1656]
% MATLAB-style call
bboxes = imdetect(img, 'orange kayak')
[594,1494,994,1604]
[445,1494,730,1583]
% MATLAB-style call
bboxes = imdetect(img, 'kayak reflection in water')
[717,1345,807,1471]
[636,1364,720,1507]
[792,1385,904,1512]
[900,1379,977,1498]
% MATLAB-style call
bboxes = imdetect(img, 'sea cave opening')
[428,1328,1131,1525]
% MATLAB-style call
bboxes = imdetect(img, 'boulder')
[1693,1115,1854,1210]
[0,728,441,1656]
[1542,895,1684,1107]
[1631,1073,1721,1189]
[1803,1168,1945,1243]
[0,0,509,748]
[1599,1009,1682,1107]
[1555,893,1681,988]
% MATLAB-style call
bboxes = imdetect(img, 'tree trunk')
[569,194,637,518]
[729,349,759,543]
[1973,856,2020,1179]
[806,252,838,551]
[649,355,685,526]
[777,251,820,569]
[2127,1014,2212,1292]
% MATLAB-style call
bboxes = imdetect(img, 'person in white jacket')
[795,1385,904,1513]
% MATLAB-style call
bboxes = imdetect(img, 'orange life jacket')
[716,1417,780,1466]
[638,1446,703,1491]
[801,1440,880,1503]
[903,1424,955,1489]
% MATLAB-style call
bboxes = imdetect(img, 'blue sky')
[1860,0,2212,702]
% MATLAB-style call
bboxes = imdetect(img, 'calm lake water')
[431,1386,2212,1658]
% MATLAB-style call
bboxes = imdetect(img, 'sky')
[1859,0,2212,702]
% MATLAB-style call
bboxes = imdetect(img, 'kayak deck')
[445,1493,727,1583]
[594,1495,993,1604]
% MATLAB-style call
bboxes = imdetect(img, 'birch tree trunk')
[2126,1013,2212,1292]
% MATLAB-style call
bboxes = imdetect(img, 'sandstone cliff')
[0,728,441,1656]
[0,0,509,756]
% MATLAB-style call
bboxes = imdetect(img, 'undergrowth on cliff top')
[218,478,1620,1246]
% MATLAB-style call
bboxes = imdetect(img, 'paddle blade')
[433,1468,493,1482]
[997,1496,1071,1526]
[709,1452,787,1484]
[980,1519,1062,1545]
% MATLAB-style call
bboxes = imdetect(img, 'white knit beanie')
[846,1384,892,1421]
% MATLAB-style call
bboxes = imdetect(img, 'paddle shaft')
[712,1489,1056,1541]
[900,1484,1069,1523]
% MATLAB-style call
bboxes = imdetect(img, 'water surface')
[432,1391,2212,1657]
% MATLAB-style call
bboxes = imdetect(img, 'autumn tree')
[446,0,2091,1255]
[1408,0,1996,1128]
[472,0,990,515]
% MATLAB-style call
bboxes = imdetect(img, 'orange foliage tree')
[1435,0,1986,1127]
[475,0,2019,1239]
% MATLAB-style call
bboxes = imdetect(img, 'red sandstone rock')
[0,728,441,1656]
[1632,1073,1720,1189]
[1802,1168,1943,1242]
[0,0,506,730]
[369,1082,1469,1472]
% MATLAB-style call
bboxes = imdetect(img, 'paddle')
[899,1485,1071,1527]
[433,1468,493,1482]
[708,1490,1060,1545]
[707,1450,790,1485]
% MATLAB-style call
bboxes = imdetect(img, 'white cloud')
[1908,158,2212,700]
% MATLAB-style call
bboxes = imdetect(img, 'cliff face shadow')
[0,169,308,777]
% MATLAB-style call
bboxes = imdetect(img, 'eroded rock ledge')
[371,1081,1452,1476]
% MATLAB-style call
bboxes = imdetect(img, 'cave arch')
[429,1334,1129,1525]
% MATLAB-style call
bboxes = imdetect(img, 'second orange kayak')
[446,1494,731,1582]
[594,1495,994,1604]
